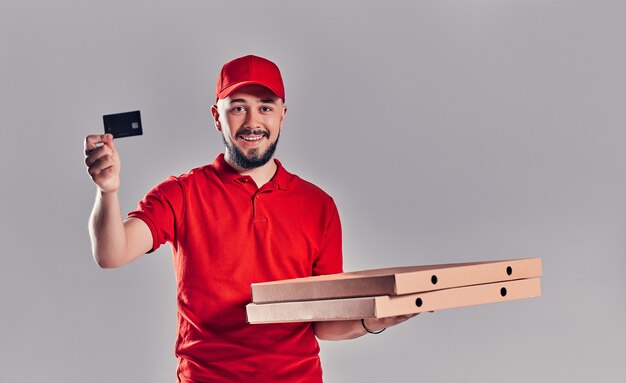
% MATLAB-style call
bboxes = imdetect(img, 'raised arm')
[84,133,152,268]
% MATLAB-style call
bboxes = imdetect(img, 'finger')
[91,165,120,192]
[85,134,106,153]
[101,133,116,149]
[92,164,118,182]
[85,144,113,167]
[84,133,114,154]
[377,313,417,327]
[88,153,117,175]
[386,315,414,325]
[385,314,416,322]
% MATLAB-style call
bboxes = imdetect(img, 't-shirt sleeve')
[127,176,184,253]
[312,197,343,276]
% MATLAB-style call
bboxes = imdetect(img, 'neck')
[224,153,278,187]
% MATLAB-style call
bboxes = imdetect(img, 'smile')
[240,135,264,141]
[237,130,269,142]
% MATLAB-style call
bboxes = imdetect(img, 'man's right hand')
[84,133,152,268]
[85,133,120,193]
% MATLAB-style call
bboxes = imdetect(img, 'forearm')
[314,314,417,340]
[313,320,366,341]
[88,190,128,268]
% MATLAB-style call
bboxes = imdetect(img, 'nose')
[244,108,261,129]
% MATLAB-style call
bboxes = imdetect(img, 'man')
[84,55,413,382]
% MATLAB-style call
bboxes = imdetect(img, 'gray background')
[1,0,624,382]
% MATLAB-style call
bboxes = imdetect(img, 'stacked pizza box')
[246,258,542,324]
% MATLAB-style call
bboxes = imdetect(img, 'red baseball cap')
[215,55,285,102]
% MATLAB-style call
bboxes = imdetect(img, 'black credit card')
[103,110,143,138]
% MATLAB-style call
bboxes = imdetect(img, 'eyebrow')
[230,98,278,104]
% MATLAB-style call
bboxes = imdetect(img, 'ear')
[279,105,287,129]
[211,105,221,132]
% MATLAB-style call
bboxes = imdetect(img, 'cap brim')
[216,81,283,102]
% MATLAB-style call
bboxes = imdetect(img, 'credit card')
[103,110,143,138]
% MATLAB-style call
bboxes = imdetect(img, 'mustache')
[236,128,270,138]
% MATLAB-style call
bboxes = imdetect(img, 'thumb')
[102,133,116,149]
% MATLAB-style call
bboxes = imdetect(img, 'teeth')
[241,135,263,141]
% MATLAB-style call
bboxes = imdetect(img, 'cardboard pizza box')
[246,277,541,324]
[251,258,542,303]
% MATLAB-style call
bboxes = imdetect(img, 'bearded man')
[84,55,412,383]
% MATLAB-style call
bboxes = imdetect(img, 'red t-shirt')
[128,154,343,383]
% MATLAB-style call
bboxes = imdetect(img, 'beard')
[222,130,280,169]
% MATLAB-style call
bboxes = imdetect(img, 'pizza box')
[251,258,542,303]
[246,277,541,324]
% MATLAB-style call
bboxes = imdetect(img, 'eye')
[260,106,273,113]
[231,105,246,113]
